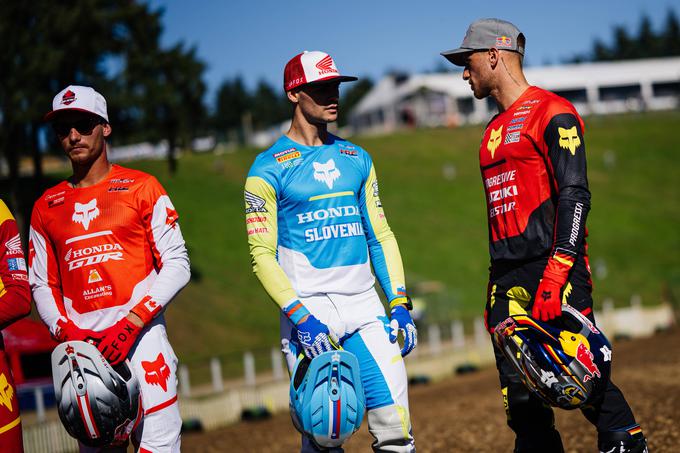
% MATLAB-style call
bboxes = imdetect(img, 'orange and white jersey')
[28,165,190,333]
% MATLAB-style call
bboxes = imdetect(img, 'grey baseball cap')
[441,18,525,66]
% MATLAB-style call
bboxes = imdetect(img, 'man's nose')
[463,68,470,80]
[68,128,81,142]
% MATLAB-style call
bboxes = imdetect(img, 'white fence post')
[210,357,224,393]
[451,320,465,349]
[474,317,488,349]
[34,386,46,423]
[428,324,441,355]
[179,364,191,397]
[244,351,256,387]
[271,347,285,381]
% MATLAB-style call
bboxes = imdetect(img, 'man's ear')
[102,122,112,138]
[287,89,300,105]
[489,48,499,69]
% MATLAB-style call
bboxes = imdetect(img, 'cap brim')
[44,108,107,122]
[440,48,474,66]
[292,75,358,91]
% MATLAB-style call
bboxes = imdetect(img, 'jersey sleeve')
[29,203,66,334]
[129,176,191,324]
[541,108,591,281]
[0,200,31,329]
[245,168,298,309]
[358,154,407,306]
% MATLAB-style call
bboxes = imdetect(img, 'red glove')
[95,317,142,365]
[54,318,100,344]
[532,275,563,321]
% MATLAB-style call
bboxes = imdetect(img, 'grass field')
[98,111,680,374]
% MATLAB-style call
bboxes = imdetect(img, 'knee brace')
[598,429,648,453]
[366,405,415,453]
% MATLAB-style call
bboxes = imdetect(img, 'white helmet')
[51,341,142,447]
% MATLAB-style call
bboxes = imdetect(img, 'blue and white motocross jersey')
[245,134,406,308]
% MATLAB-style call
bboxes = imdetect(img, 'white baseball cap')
[45,85,109,122]
[283,51,357,92]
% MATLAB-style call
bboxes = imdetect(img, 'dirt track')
[183,328,680,452]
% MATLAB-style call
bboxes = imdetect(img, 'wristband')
[389,296,413,310]
[283,300,310,326]
[129,295,161,326]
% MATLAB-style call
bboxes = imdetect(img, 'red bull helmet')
[493,305,612,410]
[51,341,143,447]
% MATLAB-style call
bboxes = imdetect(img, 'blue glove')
[389,305,417,357]
[283,300,338,359]
[296,314,338,359]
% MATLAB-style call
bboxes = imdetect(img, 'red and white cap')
[284,51,358,92]
[45,85,109,122]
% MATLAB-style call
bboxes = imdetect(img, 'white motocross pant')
[79,317,182,453]
[281,287,416,453]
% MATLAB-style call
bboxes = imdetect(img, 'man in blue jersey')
[245,51,417,452]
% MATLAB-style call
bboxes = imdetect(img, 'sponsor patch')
[276,151,301,163]
[107,186,129,192]
[7,258,26,272]
[244,191,267,213]
[247,227,269,235]
[340,149,358,157]
[486,126,503,158]
[509,117,526,124]
[313,159,341,189]
[504,131,521,145]
[72,199,100,231]
[246,216,267,224]
[558,126,581,155]
[496,36,512,47]
[48,197,65,208]
[507,124,524,132]
[5,234,22,256]
[110,178,134,184]
[88,269,103,284]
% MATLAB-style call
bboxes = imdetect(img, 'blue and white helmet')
[289,350,366,448]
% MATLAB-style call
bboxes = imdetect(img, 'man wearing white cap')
[245,51,417,452]
[441,19,647,453]
[29,85,190,452]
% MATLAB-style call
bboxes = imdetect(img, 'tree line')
[570,9,680,62]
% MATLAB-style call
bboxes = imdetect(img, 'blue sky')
[147,0,676,102]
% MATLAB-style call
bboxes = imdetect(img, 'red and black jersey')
[479,86,590,266]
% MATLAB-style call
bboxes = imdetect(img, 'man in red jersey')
[29,85,190,452]
[0,199,32,452]
[441,19,648,453]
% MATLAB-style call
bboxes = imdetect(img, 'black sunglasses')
[52,117,103,137]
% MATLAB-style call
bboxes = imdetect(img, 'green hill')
[121,111,679,376]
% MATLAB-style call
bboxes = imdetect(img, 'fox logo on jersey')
[72,199,100,231]
[487,126,503,159]
[313,159,341,189]
[142,353,171,392]
[0,373,14,411]
[558,126,581,155]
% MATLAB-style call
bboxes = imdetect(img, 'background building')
[350,57,680,134]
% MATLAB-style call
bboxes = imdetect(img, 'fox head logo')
[0,373,14,412]
[72,199,100,231]
[558,126,581,155]
[142,353,171,392]
[313,159,341,190]
[487,126,503,159]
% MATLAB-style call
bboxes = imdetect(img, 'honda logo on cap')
[315,55,336,75]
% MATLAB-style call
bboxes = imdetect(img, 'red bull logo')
[575,342,600,381]
[496,36,512,48]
